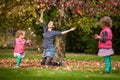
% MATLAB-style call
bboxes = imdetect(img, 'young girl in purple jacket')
[95,16,114,73]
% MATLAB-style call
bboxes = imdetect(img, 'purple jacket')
[98,27,113,48]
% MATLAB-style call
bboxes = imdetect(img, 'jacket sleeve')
[41,22,47,32]
[7,40,16,46]
[100,31,107,42]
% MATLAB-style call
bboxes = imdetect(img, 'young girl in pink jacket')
[4,30,32,68]
[95,16,114,73]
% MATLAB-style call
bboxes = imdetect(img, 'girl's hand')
[26,39,31,43]
[70,27,77,31]
[3,44,7,47]
[94,34,101,39]
[26,39,32,47]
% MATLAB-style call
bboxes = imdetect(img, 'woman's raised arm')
[39,8,46,23]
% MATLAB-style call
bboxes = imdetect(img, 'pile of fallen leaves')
[0,58,120,72]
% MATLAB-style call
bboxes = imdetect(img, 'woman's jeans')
[42,48,55,58]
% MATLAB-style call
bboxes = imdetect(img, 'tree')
[0,0,120,56]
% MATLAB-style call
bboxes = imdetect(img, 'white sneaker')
[13,66,20,68]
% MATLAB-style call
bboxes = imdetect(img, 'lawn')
[0,49,120,80]
[0,68,120,80]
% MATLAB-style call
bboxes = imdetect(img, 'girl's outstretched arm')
[3,40,16,47]
[61,27,76,34]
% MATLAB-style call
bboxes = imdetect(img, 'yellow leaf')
[16,0,20,2]
[0,10,2,14]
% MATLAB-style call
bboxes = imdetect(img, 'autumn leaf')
[0,58,120,72]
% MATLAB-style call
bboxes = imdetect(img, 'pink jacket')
[14,38,26,53]
[98,27,112,48]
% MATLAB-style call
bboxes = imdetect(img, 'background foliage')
[0,0,120,54]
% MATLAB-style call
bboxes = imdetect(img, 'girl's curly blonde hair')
[100,16,112,27]
[15,30,25,38]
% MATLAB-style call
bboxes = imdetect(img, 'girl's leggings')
[16,55,22,66]
[104,56,112,73]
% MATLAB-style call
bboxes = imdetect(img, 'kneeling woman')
[40,9,76,66]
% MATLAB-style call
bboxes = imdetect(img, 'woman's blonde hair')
[15,30,25,38]
[100,16,112,27]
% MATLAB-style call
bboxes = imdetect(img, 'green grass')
[0,49,120,61]
[0,49,120,80]
[66,53,120,61]
[0,49,41,59]
[0,68,120,80]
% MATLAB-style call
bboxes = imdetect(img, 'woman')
[40,9,76,66]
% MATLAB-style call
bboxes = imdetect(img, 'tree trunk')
[54,35,66,61]
[53,8,66,64]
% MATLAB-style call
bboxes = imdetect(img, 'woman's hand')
[70,27,77,31]
[41,8,46,12]
[39,8,46,23]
